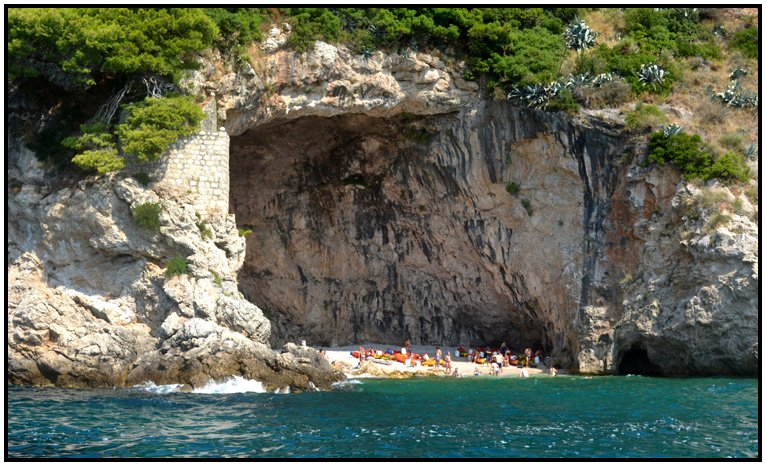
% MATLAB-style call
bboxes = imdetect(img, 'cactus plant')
[661,123,686,136]
[563,15,597,52]
[638,62,668,90]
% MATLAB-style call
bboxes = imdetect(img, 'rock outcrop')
[7,30,759,385]
[6,162,344,390]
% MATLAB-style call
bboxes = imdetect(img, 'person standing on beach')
[443,351,452,374]
[524,348,532,367]
[435,347,442,367]
[405,339,412,355]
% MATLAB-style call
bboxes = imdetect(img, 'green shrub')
[624,103,667,133]
[211,269,223,287]
[165,257,189,277]
[71,148,126,174]
[648,132,749,182]
[704,212,732,235]
[718,133,744,152]
[707,151,750,183]
[506,182,520,194]
[490,26,565,85]
[730,26,758,59]
[133,202,162,232]
[574,52,607,76]
[8,8,217,84]
[288,8,342,52]
[592,42,674,95]
[342,174,368,186]
[196,218,213,240]
[132,173,152,187]
[546,88,579,116]
[574,78,631,108]
[521,198,534,216]
[205,8,264,56]
[238,228,253,237]
[118,95,205,163]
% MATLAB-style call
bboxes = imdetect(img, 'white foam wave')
[133,381,182,394]
[193,376,268,394]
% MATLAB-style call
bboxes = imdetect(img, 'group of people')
[466,342,547,369]
[405,338,558,377]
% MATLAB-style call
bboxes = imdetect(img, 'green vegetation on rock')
[648,131,750,182]
[165,257,189,277]
[118,96,205,163]
[132,202,162,232]
[8,7,760,191]
[8,8,217,84]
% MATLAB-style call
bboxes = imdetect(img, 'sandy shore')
[313,343,565,378]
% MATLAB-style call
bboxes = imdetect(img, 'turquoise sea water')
[6,375,758,458]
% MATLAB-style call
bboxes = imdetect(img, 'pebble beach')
[316,343,564,378]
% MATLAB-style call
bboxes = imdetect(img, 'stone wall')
[126,96,229,214]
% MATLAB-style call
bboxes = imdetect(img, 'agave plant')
[508,83,550,109]
[638,62,668,90]
[358,47,375,62]
[569,72,594,88]
[342,17,358,33]
[716,80,759,108]
[669,8,699,21]
[368,24,386,43]
[742,142,758,159]
[591,72,614,87]
[546,77,574,97]
[712,24,727,37]
[563,15,597,52]
[661,123,686,136]
[729,66,750,81]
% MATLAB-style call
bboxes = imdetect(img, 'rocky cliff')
[7,28,759,383]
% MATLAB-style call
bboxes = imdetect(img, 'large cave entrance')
[617,345,662,376]
[228,113,548,351]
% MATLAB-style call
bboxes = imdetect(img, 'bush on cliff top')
[648,131,750,182]
[63,95,205,173]
[118,95,205,163]
[7,8,217,84]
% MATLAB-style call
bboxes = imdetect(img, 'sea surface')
[6,375,758,459]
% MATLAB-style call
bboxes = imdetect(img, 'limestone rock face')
[185,36,480,136]
[7,169,342,390]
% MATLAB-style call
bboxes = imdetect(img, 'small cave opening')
[618,345,662,376]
